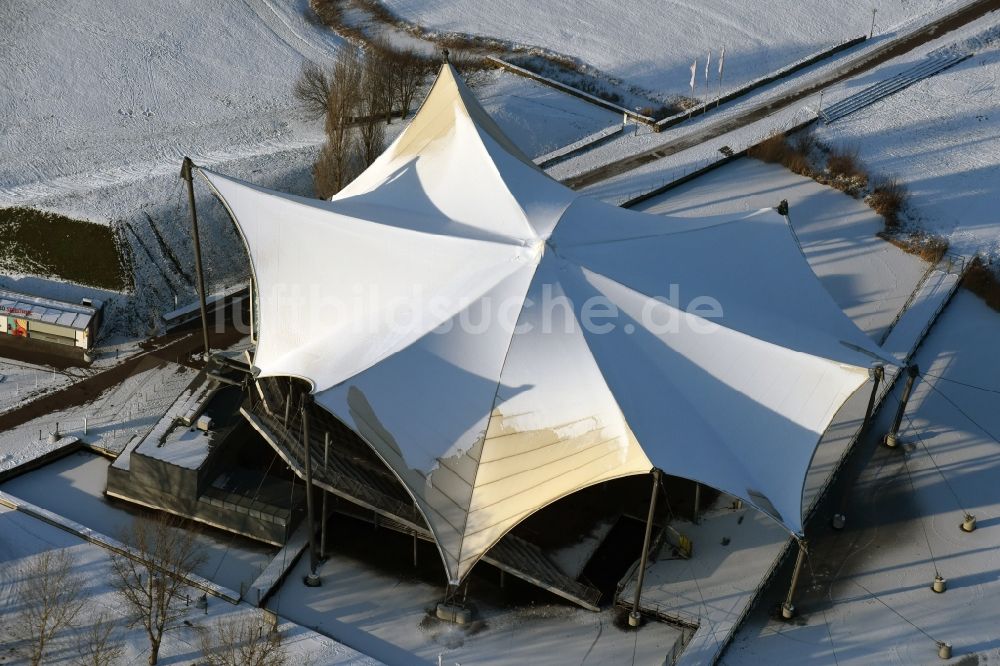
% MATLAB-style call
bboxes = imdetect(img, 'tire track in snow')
[241,0,341,64]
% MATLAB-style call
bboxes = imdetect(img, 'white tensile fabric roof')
[200,64,889,585]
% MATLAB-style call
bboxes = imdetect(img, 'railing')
[243,398,425,528]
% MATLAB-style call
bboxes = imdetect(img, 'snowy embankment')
[382,0,948,98]
[0,361,195,473]
[813,19,1000,260]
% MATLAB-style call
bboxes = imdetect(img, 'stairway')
[243,380,603,610]
[820,52,970,124]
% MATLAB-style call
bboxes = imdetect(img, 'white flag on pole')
[705,51,711,82]
[718,46,726,75]
[689,59,697,91]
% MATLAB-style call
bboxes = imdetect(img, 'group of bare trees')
[294,41,431,198]
[7,545,128,665]
[7,513,287,666]
[7,548,88,665]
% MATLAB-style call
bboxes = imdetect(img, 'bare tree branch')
[395,49,430,119]
[293,61,332,120]
[10,548,86,666]
[198,613,287,666]
[109,514,207,666]
[313,46,364,198]
[75,612,125,666]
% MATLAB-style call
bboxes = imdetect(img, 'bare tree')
[357,53,387,165]
[75,612,125,666]
[109,514,207,666]
[449,51,491,88]
[9,548,86,666]
[313,140,348,200]
[313,47,364,197]
[293,61,331,120]
[395,50,429,118]
[197,613,287,666]
[367,39,397,125]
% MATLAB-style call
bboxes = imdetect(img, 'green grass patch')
[0,206,131,292]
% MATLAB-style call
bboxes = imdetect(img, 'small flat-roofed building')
[0,288,102,353]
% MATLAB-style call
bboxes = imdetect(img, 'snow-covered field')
[0,0,342,205]
[813,19,1000,260]
[475,70,620,159]
[0,359,88,415]
[383,0,948,97]
[0,0,345,336]
[725,288,1000,664]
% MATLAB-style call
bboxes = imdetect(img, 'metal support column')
[630,468,662,627]
[885,364,919,447]
[862,365,885,430]
[693,483,701,524]
[320,432,330,559]
[781,538,808,619]
[302,400,321,587]
[179,157,211,360]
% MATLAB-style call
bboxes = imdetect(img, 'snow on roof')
[199,63,891,585]
[0,288,99,331]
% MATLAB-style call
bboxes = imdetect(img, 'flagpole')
[688,59,697,119]
[717,70,723,109]
[717,46,726,109]
[704,50,711,115]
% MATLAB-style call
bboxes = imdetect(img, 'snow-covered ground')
[0,359,88,415]
[0,502,374,665]
[0,0,342,205]
[0,360,195,473]
[267,542,684,665]
[725,288,1000,664]
[383,0,948,97]
[813,20,1000,260]
[557,9,1000,270]
[475,69,620,159]
[0,0,345,337]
